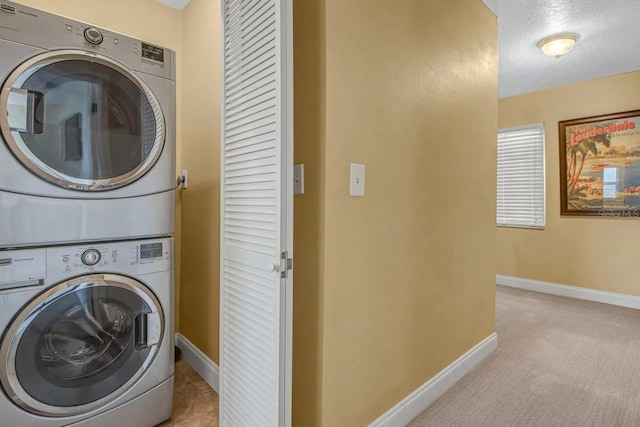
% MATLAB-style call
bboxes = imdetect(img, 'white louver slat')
[497,124,546,229]
[220,0,293,426]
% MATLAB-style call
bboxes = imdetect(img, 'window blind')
[497,124,545,228]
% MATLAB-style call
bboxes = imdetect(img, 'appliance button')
[62,256,70,263]
[81,249,101,266]
[84,27,104,45]
[0,4,16,14]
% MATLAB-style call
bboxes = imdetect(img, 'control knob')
[82,249,101,266]
[84,27,104,45]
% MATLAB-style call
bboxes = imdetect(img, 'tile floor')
[159,359,219,426]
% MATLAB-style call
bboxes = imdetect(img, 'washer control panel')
[0,239,172,291]
[0,248,45,290]
[50,238,172,277]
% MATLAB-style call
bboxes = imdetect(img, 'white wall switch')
[294,164,304,195]
[350,163,365,197]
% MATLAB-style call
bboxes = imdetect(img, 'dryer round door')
[0,274,164,417]
[0,49,165,191]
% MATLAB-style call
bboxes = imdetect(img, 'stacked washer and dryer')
[0,2,177,426]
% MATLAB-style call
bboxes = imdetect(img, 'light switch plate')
[350,163,365,196]
[294,164,304,195]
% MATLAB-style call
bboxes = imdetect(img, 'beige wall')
[292,0,326,425]
[316,0,498,424]
[179,0,222,362]
[498,71,640,296]
[12,0,185,329]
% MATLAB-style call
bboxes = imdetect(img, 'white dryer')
[0,237,174,426]
[0,1,176,248]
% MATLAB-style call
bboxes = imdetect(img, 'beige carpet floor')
[409,285,640,427]
[158,359,219,426]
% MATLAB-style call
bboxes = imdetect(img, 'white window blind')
[497,124,545,229]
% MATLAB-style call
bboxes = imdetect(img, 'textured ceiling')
[483,0,640,98]
[154,0,191,11]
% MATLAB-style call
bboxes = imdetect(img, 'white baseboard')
[175,333,219,393]
[496,274,640,310]
[369,333,498,427]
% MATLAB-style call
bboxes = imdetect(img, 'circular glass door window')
[0,50,165,191]
[0,275,164,416]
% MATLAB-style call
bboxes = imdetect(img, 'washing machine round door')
[0,49,165,191]
[0,275,164,417]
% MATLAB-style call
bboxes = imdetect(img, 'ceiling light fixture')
[537,33,578,58]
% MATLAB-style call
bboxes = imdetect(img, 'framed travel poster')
[559,110,640,217]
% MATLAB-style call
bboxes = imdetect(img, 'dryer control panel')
[0,0,176,81]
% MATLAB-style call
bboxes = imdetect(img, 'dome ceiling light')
[537,33,579,58]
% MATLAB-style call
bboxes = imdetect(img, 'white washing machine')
[0,1,176,248]
[0,237,174,426]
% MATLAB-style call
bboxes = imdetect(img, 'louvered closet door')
[220,0,293,426]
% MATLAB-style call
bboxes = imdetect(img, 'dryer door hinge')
[280,251,293,279]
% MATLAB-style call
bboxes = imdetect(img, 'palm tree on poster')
[566,134,611,206]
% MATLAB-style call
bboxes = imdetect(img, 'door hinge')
[280,251,293,279]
